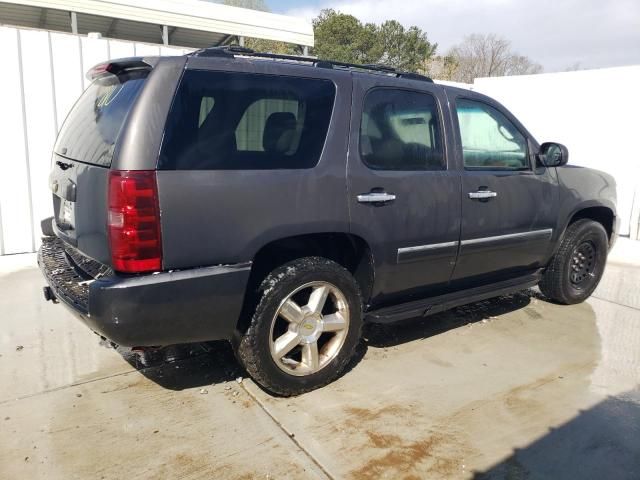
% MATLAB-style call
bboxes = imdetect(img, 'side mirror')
[539,142,569,167]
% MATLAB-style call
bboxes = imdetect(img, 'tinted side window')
[456,99,528,170]
[159,70,336,170]
[359,89,444,171]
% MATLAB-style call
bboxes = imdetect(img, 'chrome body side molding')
[460,229,553,246]
[396,229,553,263]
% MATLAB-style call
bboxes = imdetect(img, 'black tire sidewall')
[241,258,362,395]
[559,222,608,303]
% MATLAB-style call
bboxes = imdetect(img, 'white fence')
[0,26,188,255]
[473,66,640,239]
[0,25,638,255]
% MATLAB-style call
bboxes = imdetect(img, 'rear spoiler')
[86,57,158,81]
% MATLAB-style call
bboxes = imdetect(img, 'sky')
[267,0,640,72]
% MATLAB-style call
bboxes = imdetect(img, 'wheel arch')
[567,205,616,240]
[243,232,375,318]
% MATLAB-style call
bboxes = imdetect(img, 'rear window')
[159,70,336,170]
[54,71,147,167]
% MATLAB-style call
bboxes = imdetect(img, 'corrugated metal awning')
[0,0,314,47]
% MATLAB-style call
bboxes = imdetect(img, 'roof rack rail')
[361,63,396,72]
[190,45,434,83]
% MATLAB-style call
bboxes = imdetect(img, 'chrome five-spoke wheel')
[269,281,349,376]
[237,257,362,396]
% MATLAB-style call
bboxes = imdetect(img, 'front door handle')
[468,190,498,200]
[357,192,396,204]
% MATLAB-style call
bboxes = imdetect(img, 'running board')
[365,271,542,324]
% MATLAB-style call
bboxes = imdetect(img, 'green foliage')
[244,38,301,55]
[312,10,381,64]
[220,0,270,11]
[312,9,437,73]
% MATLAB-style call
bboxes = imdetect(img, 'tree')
[446,33,542,83]
[377,21,437,71]
[312,9,381,64]
[564,62,583,72]
[219,0,269,11]
[312,10,436,73]
[425,55,459,81]
[243,37,301,55]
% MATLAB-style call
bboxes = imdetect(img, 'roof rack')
[190,45,433,83]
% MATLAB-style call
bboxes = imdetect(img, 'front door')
[449,95,558,285]
[347,74,461,306]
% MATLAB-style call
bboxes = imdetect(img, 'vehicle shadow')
[123,289,537,391]
[473,388,640,479]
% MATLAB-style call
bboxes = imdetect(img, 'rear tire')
[236,257,363,396]
[539,219,608,304]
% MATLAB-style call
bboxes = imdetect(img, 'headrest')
[263,112,297,153]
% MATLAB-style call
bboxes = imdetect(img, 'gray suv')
[39,47,618,395]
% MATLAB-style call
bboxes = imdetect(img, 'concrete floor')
[1,242,639,479]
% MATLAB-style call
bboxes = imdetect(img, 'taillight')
[108,170,162,273]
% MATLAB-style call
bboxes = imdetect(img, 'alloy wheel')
[269,281,350,376]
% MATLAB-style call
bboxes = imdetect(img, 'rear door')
[49,65,150,264]
[449,94,558,285]
[347,74,461,306]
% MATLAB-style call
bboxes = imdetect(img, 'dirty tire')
[539,219,608,304]
[236,257,363,396]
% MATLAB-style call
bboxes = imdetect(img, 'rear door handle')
[357,192,396,204]
[468,190,497,200]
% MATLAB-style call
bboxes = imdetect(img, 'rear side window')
[360,88,444,171]
[54,71,147,167]
[159,70,336,170]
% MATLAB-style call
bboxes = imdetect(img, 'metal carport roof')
[0,0,314,48]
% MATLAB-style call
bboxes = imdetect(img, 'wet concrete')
[1,244,639,479]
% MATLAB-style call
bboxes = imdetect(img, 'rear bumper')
[38,237,251,347]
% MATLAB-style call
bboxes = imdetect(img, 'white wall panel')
[0,27,33,254]
[133,43,161,57]
[80,36,109,89]
[50,32,83,129]
[160,45,188,56]
[107,39,135,59]
[0,27,196,256]
[474,66,640,236]
[20,29,58,251]
[1,25,638,256]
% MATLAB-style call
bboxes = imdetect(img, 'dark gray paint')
[49,154,111,264]
[114,55,187,171]
[43,53,618,343]
[555,166,618,241]
[158,57,353,269]
[347,73,461,306]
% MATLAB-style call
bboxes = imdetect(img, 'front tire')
[539,219,608,304]
[236,257,363,396]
